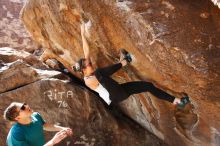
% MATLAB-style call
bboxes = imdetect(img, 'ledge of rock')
[0,47,61,93]
[3,0,219,145]
[0,47,47,68]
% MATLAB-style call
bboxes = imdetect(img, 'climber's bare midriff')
[84,75,100,90]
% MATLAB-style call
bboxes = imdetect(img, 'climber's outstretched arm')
[81,23,90,61]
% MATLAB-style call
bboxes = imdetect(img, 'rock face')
[0,0,37,52]
[19,0,220,145]
[0,48,166,146]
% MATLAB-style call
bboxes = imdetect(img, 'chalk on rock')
[85,20,92,38]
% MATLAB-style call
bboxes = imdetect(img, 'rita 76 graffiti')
[44,90,74,108]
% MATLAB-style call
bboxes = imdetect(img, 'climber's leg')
[96,63,123,76]
[121,81,175,103]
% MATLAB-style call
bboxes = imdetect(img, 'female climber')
[73,23,190,109]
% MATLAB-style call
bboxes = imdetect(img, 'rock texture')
[9,0,220,145]
[0,48,166,146]
[0,0,37,52]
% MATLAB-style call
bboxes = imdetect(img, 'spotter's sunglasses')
[20,103,27,111]
[14,103,28,119]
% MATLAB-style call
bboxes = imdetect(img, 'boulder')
[18,0,220,145]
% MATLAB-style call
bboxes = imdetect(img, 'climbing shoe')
[119,48,132,63]
[177,95,190,109]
